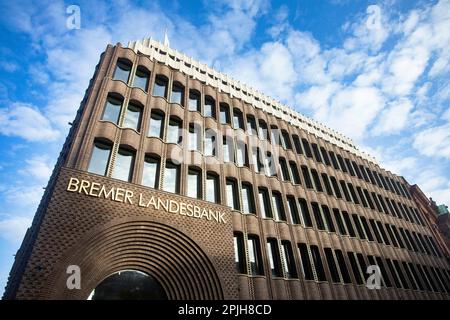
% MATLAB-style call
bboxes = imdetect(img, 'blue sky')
[0,0,449,295]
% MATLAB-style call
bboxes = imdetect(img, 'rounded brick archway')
[47,220,224,299]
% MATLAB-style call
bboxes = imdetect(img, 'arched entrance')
[87,270,168,300]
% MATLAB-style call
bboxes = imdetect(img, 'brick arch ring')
[46,220,224,299]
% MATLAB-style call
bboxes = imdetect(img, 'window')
[204,96,216,118]
[335,250,351,283]
[246,115,257,136]
[112,147,135,182]
[369,219,383,244]
[206,173,220,203]
[133,66,150,91]
[289,162,301,184]
[153,75,168,98]
[252,147,264,173]
[329,151,340,170]
[347,252,364,285]
[281,241,297,278]
[219,103,231,124]
[167,117,182,144]
[226,178,240,210]
[242,183,256,214]
[148,110,164,138]
[188,89,201,112]
[399,228,412,250]
[357,187,368,207]
[234,233,246,274]
[376,221,390,245]
[353,161,362,179]
[281,130,292,149]
[312,143,322,162]
[113,59,131,83]
[188,123,201,152]
[345,158,355,176]
[403,262,419,291]
[386,259,402,288]
[272,192,286,221]
[170,82,184,105]
[337,155,347,172]
[293,135,303,155]
[279,158,290,182]
[301,139,313,158]
[342,211,356,237]
[204,129,217,156]
[375,257,392,287]
[392,225,404,248]
[311,202,326,231]
[101,96,122,124]
[322,173,333,196]
[123,102,142,131]
[163,160,180,194]
[258,188,273,218]
[310,245,327,281]
[322,205,335,232]
[233,108,244,130]
[321,147,331,166]
[340,180,352,202]
[301,166,313,189]
[264,152,276,177]
[299,198,313,227]
[187,167,202,199]
[361,217,374,241]
[88,140,112,176]
[236,141,248,167]
[364,189,375,209]
[333,209,347,235]
[330,176,342,198]
[298,243,314,280]
[352,214,366,240]
[222,136,234,163]
[287,196,300,224]
[248,236,263,275]
[311,169,323,192]
[270,125,281,146]
[258,120,269,140]
[356,254,368,283]
[324,248,341,283]
[142,155,160,188]
[348,183,359,204]
[267,239,282,277]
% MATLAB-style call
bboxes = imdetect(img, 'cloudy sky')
[0,0,449,295]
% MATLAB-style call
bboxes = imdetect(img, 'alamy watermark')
[66,5,81,30]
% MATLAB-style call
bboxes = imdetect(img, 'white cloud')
[413,123,450,158]
[0,216,32,244]
[19,156,53,182]
[2,184,44,208]
[373,98,413,135]
[0,61,18,72]
[0,103,59,141]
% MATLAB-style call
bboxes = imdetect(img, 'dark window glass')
[299,198,313,227]
[312,143,322,162]
[220,103,231,124]
[342,211,356,237]
[322,205,335,232]
[272,192,286,221]
[369,219,383,244]
[133,67,150,91]
[320,147,330,166]
[248,236,264,276]
[357,187,368,207]
[386,259,402,288]
[324,248,341,283]
[267,239,282,277]
[226,178,240,210]
[392,225,404,248]
[364,189,375,209]
[301,166,313,189]
[246,115,257,136]
[258,188,272,218]
[335,250,351,283]
[322,173,334,196]
[206,173,220,203]
[301,139,313,158]
[187,167,202,199]
[348,183,359,204]
[279,158,291,182]
[298,243,314,280]
[375,257,392,287]
[310,245,327,281]
[333,209,347,235]
[330,176,342,198]
[353,161,362,179]
[281,131,292,149]
[352,214,366,240]
[311,169,323,192]
[329,151,340,170]
[345,158,355,176]
[258,120,269,140]
[340,180,352,202]
[234,233,246,274]
[252,147,264,173]
[293,135,303,155]
[347,252,363,285]
[287,196,300,224]
[242,183,256,214]
[376,221,390,245]
[113,59,131,83]
[402,262,419,290]
[102,96,122,124]
[170,82,184,106]
[204,96,216,118]
[311,202,326,231]
[188,89,201,112]
[142,155,160,189]
[88,141,112,176]
[205,129,217,156]
[281,241,297,278]
[360,217,373,241]
[337,155,347,172]
[289,162,301,184]
[233,108,244,130]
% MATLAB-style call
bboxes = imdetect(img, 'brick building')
[3,39,450,300]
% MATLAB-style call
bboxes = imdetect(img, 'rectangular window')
[360,217,374,241]
[310,245,327,281]
[333,209,347,235]
[206,173,220,204]
[321,147,331,165]
[329,151,340,170]
[324,248,341,283]
[153,75,168,98]
[246,115,257,136]
[376,221,390,245]
[148,110,164,138]
[342,211,356,237]
[88,141,112,176]
[348,183,359,204]
[226,178,240,210]
[322,205,335,232]
[289,162,301,184]
[113,60,131,83]
[281,241,297,278]
[301,139,313,158]
[369,219,383,244]
[322,173,334,196]
[267,239,282,277]
[234,233,246,274]
[204,96,216,118]
[232,108,244,130]
[335,250,351,283]
[279,158,291,182]
[293,135,303,155]
[386,259,402,288]
[188,123,201,152]
[272,192,286,221]
[123,103,141,131]
[101,96,122,124]
[222,136,234,163]
[258,120,269,140]
[352,214,366,240]
[287,196,300,224]
[375,257,392,287]
[248,236,263,276]
[299,198,313,227]
[264,152,276,177]
[163,161,180,194]
[301,166,313,189]
[353,161,362,179]
[311,202,326,231]
[133,67,149,91]
[112,148,134,182]
[330,177,342,198]
[298,243,314,280]
[345,158,354,176]
[347,251,363,285]
[340,180,352,202]
[392,225,404,248]
[167,117,182,144]
[311,170,323,192]
[258,188,273,218]
[188,89,201,112]
[170,82,184,105]
[142,155,160,189]
[281,131,292,149]
[337,154,347,172]
[204,129,217,156]
[187,168,202,199]
[312,143,322,162]
[236,141,248,167]
[242,183,256,214]
[357,187,368,207]
[219,103,231,124]
[252,148,264,173]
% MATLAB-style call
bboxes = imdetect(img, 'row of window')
[88,141,441,259]
[233,233,450,294]
[100,97,421,229]
[112,59,411,203]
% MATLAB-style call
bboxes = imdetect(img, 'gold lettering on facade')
[66,176,227,224]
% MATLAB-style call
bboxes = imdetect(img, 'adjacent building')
[3,38,450,300]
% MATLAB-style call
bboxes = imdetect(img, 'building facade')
[3,39,450,300]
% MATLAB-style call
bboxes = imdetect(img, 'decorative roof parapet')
[128,37,378,165]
